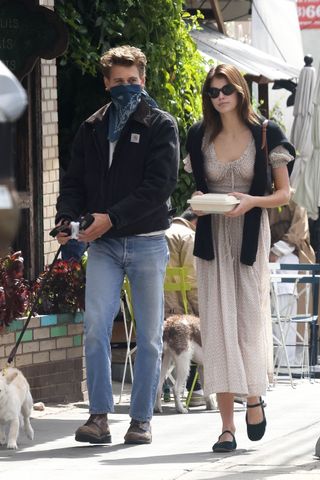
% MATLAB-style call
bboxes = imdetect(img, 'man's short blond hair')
[100,45,147,79]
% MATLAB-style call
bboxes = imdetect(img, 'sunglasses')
[207,83,236,99]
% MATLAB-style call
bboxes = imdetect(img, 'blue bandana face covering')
[110,84,142,108]
[108,84,142,142]
[107,84,158,142]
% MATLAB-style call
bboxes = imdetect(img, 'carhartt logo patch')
[130,133,140,143]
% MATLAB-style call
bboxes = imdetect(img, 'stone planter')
[0,312,87,404]
[0,310,135,403]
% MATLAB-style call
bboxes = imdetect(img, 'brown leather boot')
[124,419,152,444]
[75,414,111,444]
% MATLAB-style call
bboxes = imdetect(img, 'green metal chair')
[163,266,191,315]
[118,276,136,404]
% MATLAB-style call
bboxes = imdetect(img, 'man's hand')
[78,213,113,242]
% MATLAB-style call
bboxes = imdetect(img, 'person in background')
[185,63,295,452]
[60,240,87,262]
[165,208,198,317]
[55,45,179,445]
[269,194,315,367]
[164,208,205,407]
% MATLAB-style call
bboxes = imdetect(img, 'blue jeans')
[84,235,169,421]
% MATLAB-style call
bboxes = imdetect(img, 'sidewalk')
[0,379,319,480]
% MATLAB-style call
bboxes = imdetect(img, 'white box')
[187,193,240,213]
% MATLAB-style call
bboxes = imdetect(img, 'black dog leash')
[5,213,94,368]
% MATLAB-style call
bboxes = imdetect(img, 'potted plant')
[0,251,87,403]
[33,258,86,315]
[0,251,30,330]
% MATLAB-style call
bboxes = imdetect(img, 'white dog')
[0,367,34,449]
[154,314,216,414]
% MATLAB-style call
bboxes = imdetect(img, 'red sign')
[297,0,320,29]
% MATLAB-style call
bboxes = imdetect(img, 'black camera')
[49,213,94,238]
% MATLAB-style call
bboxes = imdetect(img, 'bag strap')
[261,119,269,165]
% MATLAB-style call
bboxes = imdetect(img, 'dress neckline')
[211,136,254,165]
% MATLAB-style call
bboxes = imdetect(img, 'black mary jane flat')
[212,430,237,452]
[246,397,266,441]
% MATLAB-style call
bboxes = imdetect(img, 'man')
[165,208,198,317]
[55,45,179,444]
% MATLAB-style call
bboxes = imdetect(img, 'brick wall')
[0,313,87,403]
[40,0,60,265]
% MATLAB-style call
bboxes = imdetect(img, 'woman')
[184,64,295,452]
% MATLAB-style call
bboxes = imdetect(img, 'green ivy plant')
[269,101,286,133]
[56,0,208,212]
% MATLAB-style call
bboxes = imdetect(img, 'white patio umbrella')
[290,60,316,188]
[294,63,320,220]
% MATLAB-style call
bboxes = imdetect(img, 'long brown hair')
[202,64,259,141]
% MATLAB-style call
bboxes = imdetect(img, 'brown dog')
[154,314,216,413]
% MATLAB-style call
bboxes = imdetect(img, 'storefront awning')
[191,26,300,82]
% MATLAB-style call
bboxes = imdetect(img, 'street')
[0,380,319,480]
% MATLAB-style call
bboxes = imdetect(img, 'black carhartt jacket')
[186,119,296,266]
[56,99,179,236]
